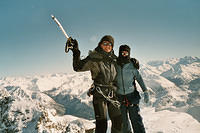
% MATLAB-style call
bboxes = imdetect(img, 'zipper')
[120,65,126,95]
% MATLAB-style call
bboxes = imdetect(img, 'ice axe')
[51,14,73,53]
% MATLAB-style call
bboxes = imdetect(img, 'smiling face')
[100,41,113,53]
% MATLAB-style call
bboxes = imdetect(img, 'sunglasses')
[121,52,129,56]
[102,42,112,46]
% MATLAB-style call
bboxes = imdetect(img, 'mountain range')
[0,56,200,133]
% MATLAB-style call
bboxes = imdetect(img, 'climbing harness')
[95,86,121,108]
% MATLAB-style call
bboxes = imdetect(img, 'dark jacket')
[73,46,117,93]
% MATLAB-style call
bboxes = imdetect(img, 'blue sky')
[0,0,200,77]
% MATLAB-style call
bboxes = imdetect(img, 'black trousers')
[93,96,123,133]
[120,104,146,133]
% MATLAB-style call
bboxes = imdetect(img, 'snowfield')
[0,56,200,133]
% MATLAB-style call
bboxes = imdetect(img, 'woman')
[66,35,122,133]
[115,44,149,133]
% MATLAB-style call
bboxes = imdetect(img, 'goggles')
[121,52,129,56]
[102,42,112,46]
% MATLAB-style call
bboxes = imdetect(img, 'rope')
[95,87,121,108]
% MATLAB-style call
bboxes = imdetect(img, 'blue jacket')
[115,62,147,95]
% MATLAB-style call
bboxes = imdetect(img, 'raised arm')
[66,38,91,72]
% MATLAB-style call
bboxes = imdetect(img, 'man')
[115,44,149,133]
[66,35,122,133]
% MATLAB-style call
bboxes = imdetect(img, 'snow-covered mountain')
[0,73,95,133]
[0,56,200,133]
[141,56,200,120]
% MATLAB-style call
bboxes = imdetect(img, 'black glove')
[87,84,95,97]
[131,58,139,69]
[65,37,79,53]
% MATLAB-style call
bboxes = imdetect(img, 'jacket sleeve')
[134,69,148,92]
[72,50,92,72]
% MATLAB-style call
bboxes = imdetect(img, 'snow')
[143,108,200,133]
[107,107,200,133]
[0,56,200,133]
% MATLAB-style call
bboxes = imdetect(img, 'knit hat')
[119,44,130,57]
[98,35,114,47]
